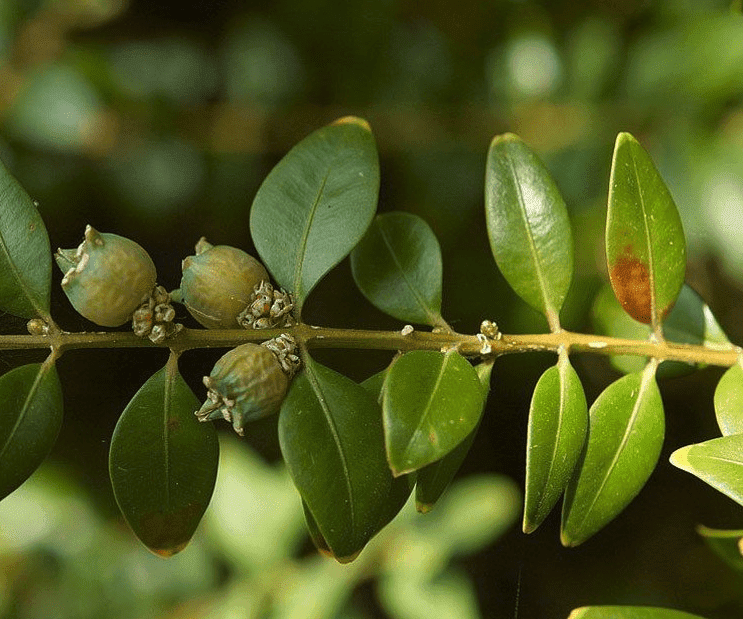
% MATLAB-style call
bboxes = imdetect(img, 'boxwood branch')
[0,325,740,368]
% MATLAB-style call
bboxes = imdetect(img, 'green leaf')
[361,365,417,527]
[109,361,219,557]
[249,116,379,312]
[278,356,392,562]
[714,361,743,435]
[350,211,445,327]
[383,350,484,476]
[361,366,389,400]
[568,607,708,619]
[606,132,686,329]
[670,434,743,507]
[561,364,664,547]
[696,525,743,573]
[415,362,493,513]
[0,361,63,501]
[523,353,588,533]
[485,133,574,327]
[592,283,729,376]
[302,499,332,557]
[0,159,52,320]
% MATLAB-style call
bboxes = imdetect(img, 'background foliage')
[2,0,743,617]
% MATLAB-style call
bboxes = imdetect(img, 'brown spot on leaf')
[138,503,203,557]
[609,248,652,324]
[167,416,181,431]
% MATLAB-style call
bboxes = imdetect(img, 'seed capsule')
[55,226,157,327]
[196,342,290,435]
[175,238,269,329]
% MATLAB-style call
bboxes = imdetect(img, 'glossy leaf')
[383,350,485,476]
[302,499,332,557]
[279,356,392,561]
[561,364,664,547]
[0,158,52,320]
[415,362,493,513]
[714,361,743,435]
[568,607,707,619]
[606,132,686,328]
[249,116,379,311]
[592,283,730,376]
[109,362,219,557]
[0,361,63,501]
[523,353,588,533]
[361,364,417,527]
[485,133,574,327]
[670,434,743,506]
[350,211,445,327]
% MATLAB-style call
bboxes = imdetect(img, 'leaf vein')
[293,168,331,301]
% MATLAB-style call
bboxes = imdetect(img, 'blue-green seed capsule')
[176,238,269,329]
[196,343,289,435]
[56,226,156,327]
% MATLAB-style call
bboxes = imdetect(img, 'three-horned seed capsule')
[195,342,290,436]
[175,238,269,329]
[55,225,157,327]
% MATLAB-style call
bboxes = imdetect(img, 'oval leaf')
[302,499,332,558]
[109,361,219,557]
[523,353,588,533]
[561,364,664,547]
[568,607,708,619]
[0,361,63,501]
[485,133,574,328]
[350,211,445,327]
[0,159,52,320]
[670,434,743,506]
[279,356,392,561]
[250,116,379,311]
[606,132,686,328]
[714,361,743,436]
[592,283,730,376]
[383,350,484,476]
[415,361,493,513]
[361,367,417,526]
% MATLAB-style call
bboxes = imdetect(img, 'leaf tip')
[416,501,434,514]
[150,541,189,558]
[669,446,691,470]
[559,528,582,548]
[615,131,636,148]
[334,549,362,564]
[489,132,521,149]
[331,116,371,132]
[522,518,538,534]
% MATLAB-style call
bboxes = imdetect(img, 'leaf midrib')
[401,352,453,465]
[630,150,658,327]
[577,368,656,531]
[293,168,331,303]
[505,155,556,322]
[0,364,46,461]
[305,362,356,537]
[377,221,439,326]
[162,370,173,510]
[0,184,45,318]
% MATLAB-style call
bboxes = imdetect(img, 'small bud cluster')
[261,332,301,376]
[237,281,295,330]
[132,286,183,343]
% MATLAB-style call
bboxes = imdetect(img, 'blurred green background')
[3,0,743,617]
